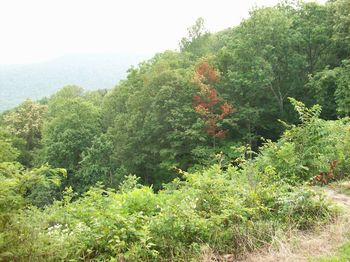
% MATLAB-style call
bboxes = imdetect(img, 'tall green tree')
[293,2,334,73]
[218,5,303,142]
[104,52,207,186]
[330,0,350,60]
[2,99,47,166]
[180,18,215,58]
[78,133,126,192]
[42,86,101,171]
[216,2,336,143]
[309,60,350,117]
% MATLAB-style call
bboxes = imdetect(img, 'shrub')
[0,164,335,261]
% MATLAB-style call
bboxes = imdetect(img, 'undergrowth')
[1,100,349,261]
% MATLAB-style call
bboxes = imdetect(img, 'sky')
[0,0,326,65]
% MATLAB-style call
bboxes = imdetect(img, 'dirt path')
[240,187,350,262]
[323,188,350,208]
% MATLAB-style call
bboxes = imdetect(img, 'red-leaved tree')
[193,61,234,147]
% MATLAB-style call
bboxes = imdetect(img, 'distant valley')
[0,53,150,111]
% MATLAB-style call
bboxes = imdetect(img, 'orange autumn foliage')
[193,61,234,139]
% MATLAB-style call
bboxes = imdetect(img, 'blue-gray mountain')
[0,53,150,111]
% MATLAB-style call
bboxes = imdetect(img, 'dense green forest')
[1,0,350,261]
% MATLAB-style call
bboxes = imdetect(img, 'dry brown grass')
[199,188,350,262]
[329,180,350,197]
[239,188,350,262]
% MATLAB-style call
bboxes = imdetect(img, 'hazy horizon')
[0,0,326,66]
[0,0,328,111]
[0,53,149,111]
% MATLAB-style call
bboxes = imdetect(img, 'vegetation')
[316,242,350,261]
[330,181,350,196]
[1,0,350,260]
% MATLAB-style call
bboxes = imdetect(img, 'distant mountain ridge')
[0,53,150,111]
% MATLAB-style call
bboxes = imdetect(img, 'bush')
[0,164,335,261]
[253,99,350,184]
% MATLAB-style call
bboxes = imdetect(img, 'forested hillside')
[0,0,350,261]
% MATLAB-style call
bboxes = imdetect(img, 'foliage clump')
[0,164,334,261]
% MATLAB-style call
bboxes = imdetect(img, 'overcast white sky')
[0,0,326,65]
